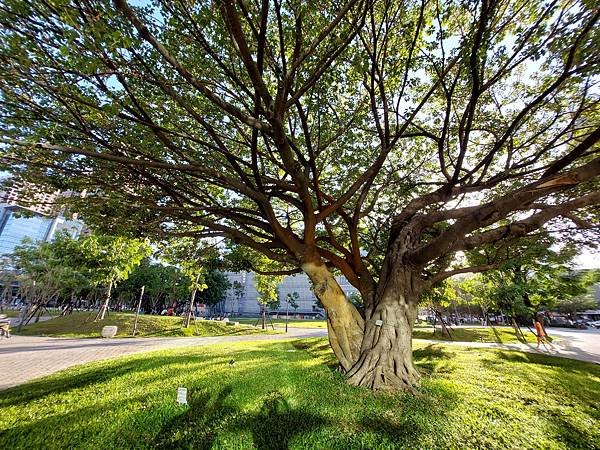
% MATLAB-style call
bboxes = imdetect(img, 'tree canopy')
[113,258,189,311]
[1,0,599,390]
[4,231,150,321]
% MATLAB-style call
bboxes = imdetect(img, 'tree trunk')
[302,260,422,391]
[97,280,113,321]
[302,261,364,371]
[185,279,198,328]
[511,316,526,342]
[346,271,421,391]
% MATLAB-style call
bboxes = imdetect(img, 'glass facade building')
[0,205,84,256]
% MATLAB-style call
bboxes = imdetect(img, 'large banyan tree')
[1,0,599,390]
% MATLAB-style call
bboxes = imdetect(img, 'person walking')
[533,313,549,351]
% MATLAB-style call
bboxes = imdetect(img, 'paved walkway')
[1,327,597,390]
[414,326,600,364]
[8,315,54,328]
[413,338,600,363]
[0,328,326,390]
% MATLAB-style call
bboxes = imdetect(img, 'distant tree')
[114,259,190,312]
[554,291,598,318]
[287,292,300,313]
[464,234,592,322]
[255,273,284,329]
[421,281,458,336]
[11,234,92,320]
[196,270,231,312]
[347,292,364,315]
[0,264,15,310]
[457,276,496,325]
[554,270,600,317]
[231,280,244,314]
[8,232,150,321]
[74,235,152,320]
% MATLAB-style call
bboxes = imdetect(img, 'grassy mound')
[1,338,597,449]
[0,309,21,318]
[14,311,267,338]
[413,326,540,344]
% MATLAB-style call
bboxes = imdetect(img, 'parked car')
[549,317,570,327]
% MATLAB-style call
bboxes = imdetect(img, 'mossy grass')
[14,311,269,338]
[1,338,597,449]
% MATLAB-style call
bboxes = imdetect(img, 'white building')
[222,271,359,316]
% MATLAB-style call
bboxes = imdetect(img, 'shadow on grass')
[290,339,324,352]
[414,344,456,375]
[0,340,470,449]
[291,339,339,370]
[155,387,330,450]
[545,412,595,450]
[0,353,221,408]
[0,394,154,447]
[357,389,456,445]
[293,339,460,378]
[154,386,236,449]
[478,348,600,449]
[490,327,503,343]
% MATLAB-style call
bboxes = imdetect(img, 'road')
[0,326,597,390]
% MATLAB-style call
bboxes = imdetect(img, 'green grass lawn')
[0,309,21,318]
[1,338,597,449]
[232,317,329,329]
[14,311,269,338]
[413,326,541,344]
[12,312,548,345]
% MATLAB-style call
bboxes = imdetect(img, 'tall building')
[0,206,84,255]
[221,271,359,316]
[0,180,59,215]
[0,180,85,256]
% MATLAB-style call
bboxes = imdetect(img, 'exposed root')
[346,350,420,393]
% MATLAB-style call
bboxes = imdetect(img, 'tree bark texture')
[302,261,365,371]
[303,261,423,391]
[346,271,421,391]
[97,280,113,321]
